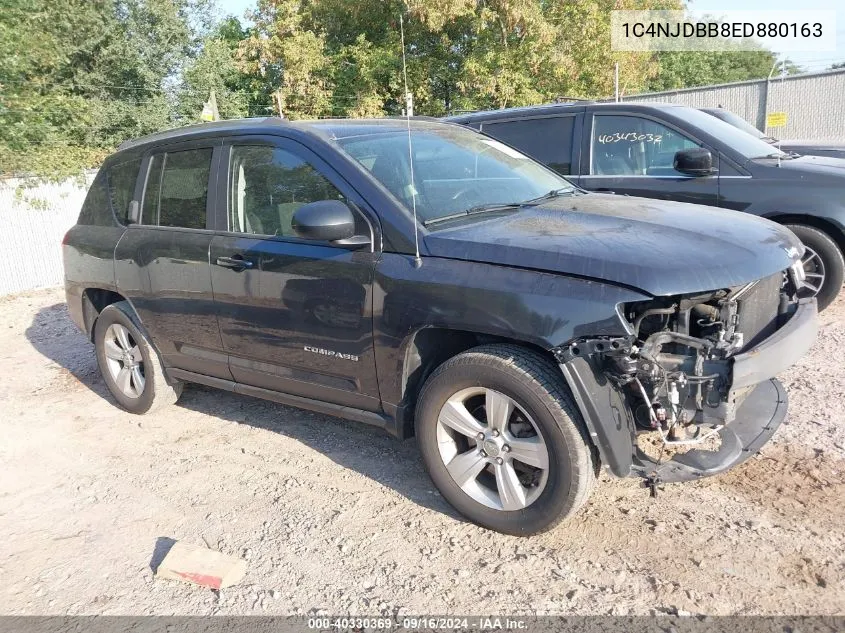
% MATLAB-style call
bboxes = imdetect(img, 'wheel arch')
[764,212,845,255]
[393,327,559,439]
[81,288,127,341]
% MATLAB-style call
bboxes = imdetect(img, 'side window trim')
[135,140,220,231]
[215,136,379,252]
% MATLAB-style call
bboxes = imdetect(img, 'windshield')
[702,109,768,141]
[677,106,786,160]
[334,124,573,224]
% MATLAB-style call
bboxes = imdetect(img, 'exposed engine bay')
[557,263,807,454]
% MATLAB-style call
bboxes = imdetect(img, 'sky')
[691,0,845,70]
[216,0,845,72]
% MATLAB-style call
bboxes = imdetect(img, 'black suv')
[64,118,817,535]
[447,102,845,310]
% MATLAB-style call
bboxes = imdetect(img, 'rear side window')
[482,116,574,175]
[142,148,212,229]
[78,171,110,225]
[106,159,141,224]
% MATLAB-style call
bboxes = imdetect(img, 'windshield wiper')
[521,187,576,205]
[423,202,521,227]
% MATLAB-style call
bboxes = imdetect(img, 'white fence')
[0,173,95,296]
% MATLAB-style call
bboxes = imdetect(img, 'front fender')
[373,253,648,409]
[748,195,845,237]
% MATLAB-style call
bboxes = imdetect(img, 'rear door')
[577,111,720,207]
[479,114,581,179]
[209,136,381,411]
[114,140,232,380]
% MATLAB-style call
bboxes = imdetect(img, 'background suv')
[447,102,845,310]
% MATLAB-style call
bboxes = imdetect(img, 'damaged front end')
[556,264,818,486]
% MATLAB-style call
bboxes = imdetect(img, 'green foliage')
[647,49,778,92]
[2,0,801,178]
[0,0,212,178]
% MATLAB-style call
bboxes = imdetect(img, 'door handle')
[215,256,254,271]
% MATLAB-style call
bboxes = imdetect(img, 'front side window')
[591,115,701,177]
[228,145,347,237]
[483,116,575,175]
[334,124,572,224]
[142,148,212,229]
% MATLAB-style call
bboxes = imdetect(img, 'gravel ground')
[0,287,843,616]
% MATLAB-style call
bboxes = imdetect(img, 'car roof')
[115,116,447,153]
[445,101,683,124]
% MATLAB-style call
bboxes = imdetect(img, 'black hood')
[424,193,802,296]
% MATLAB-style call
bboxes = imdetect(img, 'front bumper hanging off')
[559,298,818,484]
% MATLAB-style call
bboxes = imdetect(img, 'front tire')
[94,301,183,414]
[415,344,596,536]
[785,224,844,311]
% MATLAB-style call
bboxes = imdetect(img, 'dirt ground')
[1,287,843,616]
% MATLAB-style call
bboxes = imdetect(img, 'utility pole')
[614,62,619,102]
[274,89,286,119]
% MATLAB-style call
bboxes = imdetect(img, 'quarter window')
[229,145,347,237]
[591,115,702,176]
[483,116,575,175]
[142,148,212,229]
[78,171,110,225]
[107,159,141,224]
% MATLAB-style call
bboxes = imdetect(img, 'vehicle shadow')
[25,303,460,522]
[24,302,114,403]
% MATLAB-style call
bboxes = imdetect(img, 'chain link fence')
[623,68,845,140]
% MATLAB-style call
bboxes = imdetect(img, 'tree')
[0,0,213,178]
[237,0,675,119]
[177,18,254,121]
[238,0,334,120]
[646,49,778,91]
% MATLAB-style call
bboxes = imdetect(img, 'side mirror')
[674,148,715,177]
[292,200,358,243]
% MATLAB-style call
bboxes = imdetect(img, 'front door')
[209,138,381,411]
[114,142,231,379]
[578,113,719,207]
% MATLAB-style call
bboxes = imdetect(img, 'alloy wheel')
[799,245,826,298]
[103,323,145,398]
[435,387,549,511]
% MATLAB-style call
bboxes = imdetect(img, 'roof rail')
[553,95,590,103]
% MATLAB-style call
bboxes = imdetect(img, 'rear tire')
[94,301,182,414]
[415,344,596,536]
[785,224,844,311]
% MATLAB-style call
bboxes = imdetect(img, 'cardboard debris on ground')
[156,541,247,589]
